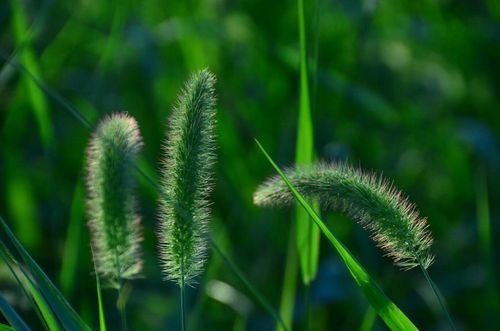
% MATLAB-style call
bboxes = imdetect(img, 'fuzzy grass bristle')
[85,113,144,289]
[254,163,434,270]
[157,69,217,287]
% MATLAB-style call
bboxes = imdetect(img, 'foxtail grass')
[85,113,144,330]
[254,141,418,330]
[157,69,217,331]
[254,162,456,329]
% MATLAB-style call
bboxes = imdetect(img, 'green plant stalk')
[475,167,499,327]
[90,242,107,331]
[276,225,298,331]
[211,240,289,331]
[180,283,186,331]
[359,306,376,331]
[255,140,418,330]
[418,263,455,330]
[116,281,129,331]
[119,301,127,331]
[60,180,85,297]
[95,274,107,331]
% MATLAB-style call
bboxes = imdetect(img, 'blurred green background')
[1,0,499,330]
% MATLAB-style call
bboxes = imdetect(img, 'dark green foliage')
[86,113,144,289]
[254,163,434,270]
[157,69,217,286]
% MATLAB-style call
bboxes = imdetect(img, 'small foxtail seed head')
[157,69,217,287]
[253,163,434,270]
[86,113,144,288]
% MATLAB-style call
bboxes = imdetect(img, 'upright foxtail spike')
[85,113,144,289]
[157,69,217,287]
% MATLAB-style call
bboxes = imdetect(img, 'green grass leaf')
[0,296,32,331]
[276,225,298,331]
[295,0,320,287]
[0,323,15,331]
[210,240,289,331]
[9,0,53,147]
[475,167,499,323]
[59,179,85,297]
[0,216,91,331]
[0,237,60,331]
[359,306,377,331]
[255,140,418,331]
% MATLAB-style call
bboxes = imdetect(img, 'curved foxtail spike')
[253,163,434,270]
[85,113,144,289]
[157,69,217,287]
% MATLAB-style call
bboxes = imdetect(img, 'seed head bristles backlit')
[85,113,144,289]
[254,163,434,270]
[157,69,217,287]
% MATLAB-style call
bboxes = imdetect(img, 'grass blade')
[9,0,53,147]
[59,180,86,297]
[0,239,59,331]
[95,264,107,331]
[0,296,32,331]
[0,216,91,331]
[210,239,289,331]
[0,324,15,331]
[475,167,499,326]
[276,225,298,331]
[255,139,418,330]
[359,306,377,331]
[295,0,320,287]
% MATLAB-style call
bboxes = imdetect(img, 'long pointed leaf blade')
[295,0,320,285]
[210,239,289,331]
[255,140,418,331]
[0,241,58,331]
[0,296,32,331]
[0,216,91,331]
[0,323,15,331]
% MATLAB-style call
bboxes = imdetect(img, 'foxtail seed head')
[86,113,144,288]
[254,163,434,270]
[157,69,217,286]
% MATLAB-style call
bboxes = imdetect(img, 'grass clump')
[85,113,144,289]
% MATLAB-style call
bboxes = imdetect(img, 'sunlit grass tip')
[157,69,217,287]
[85,113,144,289]
[254,162,434,270]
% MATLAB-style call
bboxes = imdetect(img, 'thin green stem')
[303,282,310,331]
[210,240,289,331]
[117,281,128,331]
[419,264,456,330]
[180,262,186,331]
[119,303,128,331]
[276,224,297,331]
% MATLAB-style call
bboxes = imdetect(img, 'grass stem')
[117,282,128,331]
[419,263,456,330]
[180,263,186,331]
